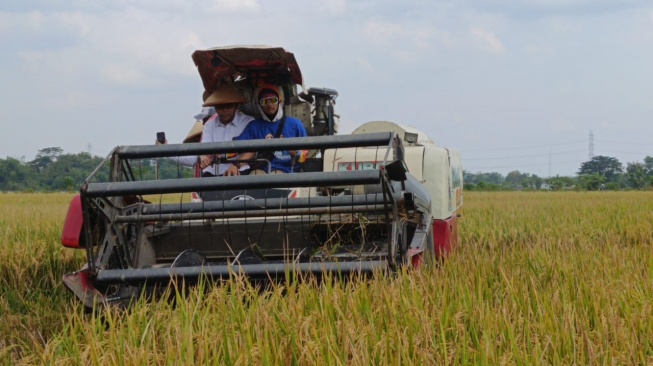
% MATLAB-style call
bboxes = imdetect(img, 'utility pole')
[549,149,551,178]
[589,130,594,160]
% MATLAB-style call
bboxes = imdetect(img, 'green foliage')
[643,156,653,176]
[37,152,108,191]
[3,149,652,193]
[625,162,649,189]
[505,170,543,190]
[607,182,620,190]
[473,181,504,191]
[463,171,504,185]
[0,157,37,191]
[578,172,606,191]
[546,175,576,191]
[463,183,476,191]
[127,159,195,181]
[465,171,544,191]
[578,155,623,182]
[0,150,193,192]
[29,147,64,171]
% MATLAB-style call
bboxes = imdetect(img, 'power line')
[465,159,582,171]
[460,136,652,174]
[461,139,651,154]
[461,140,586,153]
[598,150,652,156]
[598,140,653,146]
[465,149,586,161]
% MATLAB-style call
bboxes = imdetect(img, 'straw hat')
[183,120,204,143]
[202,84,247,107]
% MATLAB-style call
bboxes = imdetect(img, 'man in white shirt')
[199,84,254,176]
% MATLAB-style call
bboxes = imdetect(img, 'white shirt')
[169,154,198,167]
[200,110,254,175]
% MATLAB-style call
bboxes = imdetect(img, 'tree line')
[0,147,193,192]
[1,148,651,192]
[465,155,653,191]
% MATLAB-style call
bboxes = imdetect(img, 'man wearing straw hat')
[198,83,254,176]
[156,84,253,176]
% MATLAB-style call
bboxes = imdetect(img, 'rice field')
[1,191,652,365]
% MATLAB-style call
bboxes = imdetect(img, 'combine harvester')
[60,46,463,309]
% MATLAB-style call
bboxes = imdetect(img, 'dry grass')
[1,191,652,365]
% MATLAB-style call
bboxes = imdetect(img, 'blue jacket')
[236,116,307,173]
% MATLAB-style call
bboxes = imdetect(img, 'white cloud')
[2,8,208,112]
[546,16,579,35]
[43,90,104,109]
[0,10,90,38]
[100,65,152,87]
[24,11,46,31]
[524,43,554,56]
[18,49,84,80]
[470,27,505,53]
[17,50,43,67]
[211,0,259,12]
[355,57,373,71]
[101,22,203,77]
[362,20,455,53]
[550,118,578,132]
[319,0,347,16]
[363,21,403,45]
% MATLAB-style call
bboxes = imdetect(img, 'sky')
[1,0,652,177]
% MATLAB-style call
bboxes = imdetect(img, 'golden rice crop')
[1,191,652,365]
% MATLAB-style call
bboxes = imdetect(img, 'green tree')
[643,156,653,176]
[126,159,194,181]
[29,147,64,171]
[625,162,649,189]
[578,173,606,191]
[63,176,76,191]
[531,175,543,190]
[463,171,504,185]
[504,171,542,190]
[547,176,563,191]
[504,170,524,188]
[37,147,64,159]
[0,157,36,191]
[157,159,195,179]
[37,152,107,190]
[546,175,576,191]
[578,155,623,182]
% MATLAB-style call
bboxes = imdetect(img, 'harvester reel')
[171,249,207,268]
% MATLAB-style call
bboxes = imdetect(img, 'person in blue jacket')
[224,84,307,176]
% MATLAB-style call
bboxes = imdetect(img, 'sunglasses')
[259,97,279,106]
